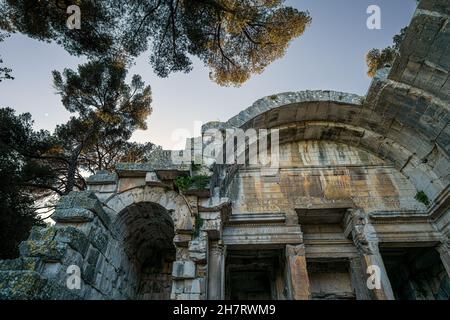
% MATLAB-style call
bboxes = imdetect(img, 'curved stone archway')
[113,202,176,300]
[205,91,449,203]
[104,187,194,234]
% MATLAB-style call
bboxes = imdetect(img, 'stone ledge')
[227,213,286,225]
[223,225,303,247]
[56,191,110,228]
[86,171,117,185]
[52,208,95,223]
[115,163,154,177]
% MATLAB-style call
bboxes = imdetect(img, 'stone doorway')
[115,202,176,300]
[381,247,450,300]
[225,249,285,300]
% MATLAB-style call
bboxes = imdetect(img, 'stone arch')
[104,186,194,233]
[206,91,449,203]
[98,187,195,300]
[112,202,176,300]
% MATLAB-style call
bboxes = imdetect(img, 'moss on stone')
[415,191,430,206]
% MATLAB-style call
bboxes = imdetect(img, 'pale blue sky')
[0,0,417,148]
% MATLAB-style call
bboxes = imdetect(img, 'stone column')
[436,241,450,277]
[346,209,394,300]
[358,248,394,300]
[207,241,226,300]
[349,257,371,300]
[285,244,310,300]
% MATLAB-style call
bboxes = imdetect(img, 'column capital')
[285,244,305,257]
[345,208,379,255]
[210,241,226,256]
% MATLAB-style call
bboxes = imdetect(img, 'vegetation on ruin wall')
[175,175,211,192]
[415,191,430,206]
[193,216,205,238]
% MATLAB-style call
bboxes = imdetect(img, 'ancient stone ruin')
[0,0,449,300]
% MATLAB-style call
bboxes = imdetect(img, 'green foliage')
[0,32,13,82]
[193,215,204,238]
[1,0,311,86]
[366,27,407,78]
[0,108,49,258]
[415,191,430,206]
[366,47,396,78]
[174,176,192,192]
[51,58,153,193]
[175,175,211,192]
[191,163,202,172]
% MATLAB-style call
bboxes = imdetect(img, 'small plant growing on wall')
[175,175,210,192]
[191,162,202,172]
[415,191,430,206]
[193,215,204,238]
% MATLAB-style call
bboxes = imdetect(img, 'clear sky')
[0,0,417,149]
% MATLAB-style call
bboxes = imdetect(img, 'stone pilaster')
[345,209,394,300]
[207,241,226,300]
[285,244,310,300]
[436,241,450,278]
[349,257,371,300]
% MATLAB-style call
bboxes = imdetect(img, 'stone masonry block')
[52,208,95,223]
[172,261,196,279]
[29,226,57,242]
[56,191,110,227]
[54,227,90,257]
[19,240,68,262]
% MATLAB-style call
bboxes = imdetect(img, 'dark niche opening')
[225,249,284,300]
[381,247,450,300]
[116,202,175,300]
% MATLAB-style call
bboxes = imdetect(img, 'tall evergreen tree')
[1,0,311,86]
[0,108,55,258]
[51,58,153,194]
[366,26,408,77]
[0,32,13,82]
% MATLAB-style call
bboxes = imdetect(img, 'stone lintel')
[155,169,190,181]
[369,212,443,245]
[183,188,211,198]
[227,213,286,225]
[223,225,302,247]
[115,163,154,177]
[51,208,95,223]
[86,171,117,185]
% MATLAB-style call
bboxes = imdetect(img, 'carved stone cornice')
[344,208,379,255]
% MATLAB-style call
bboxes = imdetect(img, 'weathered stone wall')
[0,177,216,300]
[0,0,448,301]
[227,141,425,216]
[0,191,136,300]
